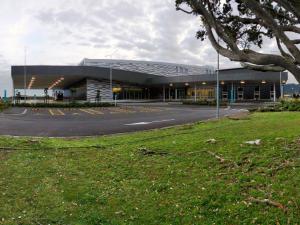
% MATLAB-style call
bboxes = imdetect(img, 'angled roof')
[11,59,288,90]
[79,58,215,77]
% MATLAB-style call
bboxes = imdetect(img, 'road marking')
[109,107,136,114]
[57,109,65,115]
[21,109,27,115]
[3,109,28,116]
[137,107,162,113]
[125,119,175,126]
[79,109,95,115]
[49,109,65,116]
[49,109,55,116]
[87,109,104,115]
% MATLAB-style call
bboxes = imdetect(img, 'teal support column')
[4,90,7,102]
[234,85,236,103]
[230,82,233,103]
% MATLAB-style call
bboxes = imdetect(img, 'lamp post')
[216,38,220,119]
[110,65,113,100]
[24,47,27,103]
[280,71,284,99]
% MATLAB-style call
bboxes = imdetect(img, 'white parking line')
[125,119,175,126]
[3,109,28,116]
[87,109,104,115]
[49,109,65,116]
[79,109,96,115]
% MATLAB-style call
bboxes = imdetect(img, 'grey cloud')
[31,0,292,80]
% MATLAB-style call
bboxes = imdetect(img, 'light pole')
[24,47,27,103]
[110,65,113,101]
[280,71,284,99]
[216,38,220,119]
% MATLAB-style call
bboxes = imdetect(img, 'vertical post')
[231,82,233,103]
[175,88,177,100]
[280,71,283,99]
[110,66,113,101]
[24,47,27,104]
[273,82,276,102]
[169,88,171,101]
[12,83,15,105]
[194,84,197,102]
[163,85,166,102]
[216,38,220,119]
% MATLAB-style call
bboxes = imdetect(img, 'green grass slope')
[0,112,299,225]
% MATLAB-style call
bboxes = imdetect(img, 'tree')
[175,0,300,82]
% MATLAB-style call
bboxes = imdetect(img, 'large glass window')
[117,87,147,100]
[187,87,215,100]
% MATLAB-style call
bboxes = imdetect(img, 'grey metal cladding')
[87,79,112,102]
[80,58,215,77]
[149,69,288,84]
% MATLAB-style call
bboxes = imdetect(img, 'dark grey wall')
[11,66,288,92]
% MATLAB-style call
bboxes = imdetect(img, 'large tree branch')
[203,22,241,61]
[292,39,300,45]
[194,1,241,53]
[176,6,193,14]
[176,0,300,82]
[240,62,284,72]
[276,38,295,62]
[222,16,260,25]
[281,25,300,34]
[243,0,300,64]
[272,0,300,21]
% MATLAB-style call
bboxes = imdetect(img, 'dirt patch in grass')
[227,111,250,120]
[0,151,11,161]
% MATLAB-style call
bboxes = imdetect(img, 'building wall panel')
[87,79,113,102]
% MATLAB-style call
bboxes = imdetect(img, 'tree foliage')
[176,0,300,82]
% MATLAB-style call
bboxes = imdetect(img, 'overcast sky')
[0,0,297,96]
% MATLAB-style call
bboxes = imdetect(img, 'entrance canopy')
[11,65,161,90]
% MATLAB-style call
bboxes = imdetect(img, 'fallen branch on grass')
[207,151,225,163]
[138,147,168,156]
[268,160,295,176]
[0,145,106,152]
[248,197,286,212]
[206,151,239,168]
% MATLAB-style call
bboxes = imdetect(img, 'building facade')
[11,59,288,102]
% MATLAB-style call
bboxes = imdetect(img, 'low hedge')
[13,102,114,108]
[183,100,228,106]
[0,100,10,111]
[257,99,300,112]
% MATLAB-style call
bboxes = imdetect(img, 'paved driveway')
[0,104,245,137]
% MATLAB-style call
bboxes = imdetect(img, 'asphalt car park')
[0,104,245,137]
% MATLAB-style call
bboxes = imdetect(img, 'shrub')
[183,100,228,106]
[0,100,10,111]
[257,99,300,112]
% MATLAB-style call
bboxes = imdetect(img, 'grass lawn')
[0,112,299,225]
